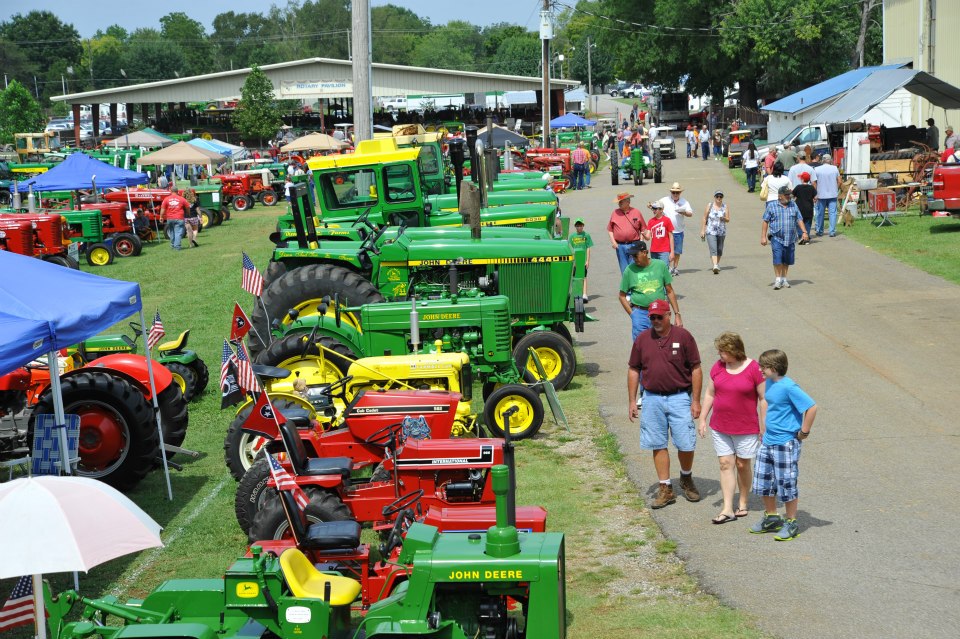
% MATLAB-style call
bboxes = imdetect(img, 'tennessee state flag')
[230,303,252,342]
[241,391,286,440]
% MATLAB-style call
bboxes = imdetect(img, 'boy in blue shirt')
[750,349,818,541]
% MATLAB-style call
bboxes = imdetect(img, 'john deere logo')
[260,404,275,419]
[387,268,401,282]
[236,582,259,598]
[392,283,407,297]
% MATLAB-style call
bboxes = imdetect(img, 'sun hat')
[669,182,683,192]
[615,192,633,204]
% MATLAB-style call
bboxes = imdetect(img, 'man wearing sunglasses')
[627,298,703,509]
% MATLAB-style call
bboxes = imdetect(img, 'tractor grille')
[498,263,552,314]
[492,307,513,353]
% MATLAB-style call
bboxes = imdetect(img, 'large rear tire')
[263,261,288,289]
[157,382,189,450]
[482,384,543,440]
[249,489,353,543]
[250,264,385,359]
[256,333,354,382]
[31,371,156,491]
[43,255,73,268]
[233,195,252,211]
[513,330,577,391]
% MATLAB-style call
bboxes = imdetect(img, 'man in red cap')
[627,299,702,508]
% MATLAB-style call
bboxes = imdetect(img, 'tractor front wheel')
[220,205,230,222]
[198,207,214,228]
[43,255,76,269]
[259,190,278,206]
[112,232,143,257]
[249,490,353,543]
[164,362,198,402]
[189,359,210,396]
[224,396,313,481]
[157,382,189,451]
[513,330,577,391]
[31,371,156,491]
[610,149,619,186]
[233,195,252,211]
[483,385,543,440]
[86,243,114,266]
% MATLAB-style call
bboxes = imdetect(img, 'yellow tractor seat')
[157,330,189,353]
[279,548,361,606]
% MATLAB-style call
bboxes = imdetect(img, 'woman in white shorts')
[697,332,766,524]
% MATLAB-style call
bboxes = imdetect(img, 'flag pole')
[236,300,268,349]
[257,295,273,343]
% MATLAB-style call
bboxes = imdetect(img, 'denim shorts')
[639,391,696,451]
[770,239,795,265]
[752,440,801,502]
[650,251,670,265]
[673,231,684,254]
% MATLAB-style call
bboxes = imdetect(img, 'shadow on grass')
[930,221,960,234]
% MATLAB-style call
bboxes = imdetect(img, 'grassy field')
[4,205,766,638]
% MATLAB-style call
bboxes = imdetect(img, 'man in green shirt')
[619,241,682,342]
[569,217,593,299]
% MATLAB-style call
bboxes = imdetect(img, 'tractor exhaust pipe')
[448,139,466,202]
[448,264,458,296]
[460,181,482,240]
[501,405,518,527]
[12,181,21,209]
[410,296,421,354]
[474,139,489,210]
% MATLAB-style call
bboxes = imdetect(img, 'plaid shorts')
[752,439,801,502]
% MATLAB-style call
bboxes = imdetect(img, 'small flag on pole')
[230,302,252,342]
[241,390,286,440]
[235,342,260,393]
[241,252,264,297]
[0,576,35,633]
[267,453,309,510]
[146,310,165,350]
[219,339,244,409]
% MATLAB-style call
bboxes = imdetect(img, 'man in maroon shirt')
[607,192,648,273]
[160,189,187,250]
[627,299,703,508]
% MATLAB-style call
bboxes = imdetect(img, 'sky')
[21,1,543,38]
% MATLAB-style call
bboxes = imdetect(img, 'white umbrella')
[0,476,163,639]
[280,132,346,152]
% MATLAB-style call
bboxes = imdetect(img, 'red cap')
[647,299,671,315]
[799,171,811,182]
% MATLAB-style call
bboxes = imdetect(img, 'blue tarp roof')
[550,113,597,128]
[0,251,143,375]
[16,152,149,192]
[188,138,246,158]
[762,63,907,114]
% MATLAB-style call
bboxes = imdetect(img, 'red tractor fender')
[82,353,173,399]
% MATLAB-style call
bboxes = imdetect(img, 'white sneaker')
[782,279,790,288]
[773,278,783,290]
[712,265,720,274]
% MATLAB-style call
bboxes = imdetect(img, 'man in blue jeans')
[627,299,702,508]
[160,189,187,250]
[618,242,682,342]
[813,154,842,237]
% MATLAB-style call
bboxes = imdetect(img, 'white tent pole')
[45,352,71,476]
[139,307,173,501]
[33,574,46,639]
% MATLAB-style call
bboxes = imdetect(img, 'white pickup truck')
[758,124,832,163]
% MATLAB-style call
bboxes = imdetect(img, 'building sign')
[280,80,353,97]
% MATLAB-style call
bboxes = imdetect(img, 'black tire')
[42,255,73,268]
[112,233,143,257]
[220,205,230,222]
[157,382,189,456]
[654,151,663,184]
[610,149,619,186]
[86,243,114,266]
[482,384,544,440]
[189,359,210,396]
[233,195,252,211]
[249,489,353,543]
[63,255,80,270]
[552,322,574,345]
[198,207,214,228]
[481,381,503,402]
[259,190,278,206]
[236,458,272,533]
[31,371,157,491]
[256,333,354,375]
[224,397,313,481]
[263,261,287,289]
[513,330,577,391]
[250,264,385,359]
[164,362,198,402]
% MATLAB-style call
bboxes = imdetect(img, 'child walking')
[750,349,818,541]
[569,218,593,300]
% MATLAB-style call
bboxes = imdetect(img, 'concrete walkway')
[560,152,960,638]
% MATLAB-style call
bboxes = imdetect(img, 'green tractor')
[42,465,566,639]
[59,209,116,266]
[613,145,663,187]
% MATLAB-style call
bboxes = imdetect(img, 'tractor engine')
[438,468,485,501]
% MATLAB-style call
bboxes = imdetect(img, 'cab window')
[319,168,378,210]
[383,164,417,203]
[796,127,822,144]
[418,145,440,175]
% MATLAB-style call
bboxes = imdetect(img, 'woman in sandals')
[697,332,766,524]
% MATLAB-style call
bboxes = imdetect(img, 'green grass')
[3,205,769,638]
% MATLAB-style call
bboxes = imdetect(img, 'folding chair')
[31,414,80,476]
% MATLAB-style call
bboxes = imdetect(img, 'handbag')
[759,180,768,200]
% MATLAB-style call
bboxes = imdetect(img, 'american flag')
[146,310,165,350]
[0,576,35,633]
[241,252,264,297]
[267,453,309,510]
[220,339,237,391]
[235,342,261,393]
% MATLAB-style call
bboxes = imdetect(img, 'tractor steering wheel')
[351,206,375,231]
[378,490,423,565]
[363,421,405,448]
[358,223,388,257]
[382,488,423,518]
[129,321,142,337]
[387,188,414,200]
[324,374,353,399]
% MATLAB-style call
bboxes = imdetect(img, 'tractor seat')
[303,520,362,552]
[157,330,189,353]
[251,364,291,381]
[277,407,312,430]
[302,456,353,477]
[279,548,360,605]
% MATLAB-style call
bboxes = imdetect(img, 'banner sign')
[280,80,353,97]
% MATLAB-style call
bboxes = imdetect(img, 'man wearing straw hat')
[659,182,694,276]
[607,192,648,273]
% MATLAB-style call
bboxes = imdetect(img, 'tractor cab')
[15,132,61,162]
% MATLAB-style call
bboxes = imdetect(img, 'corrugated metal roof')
[762,63,908,114]
[814,69,960,123]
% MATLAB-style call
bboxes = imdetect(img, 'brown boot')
[650,483,676,509]
[679,474,700,502]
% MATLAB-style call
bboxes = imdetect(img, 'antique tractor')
[0,212,78,268]
[619,146,663,186]
[57,209,116,266]
[0,219,35,257]
[216,171,279,210]
[103,186,228,228]
[81,202,144,257]
[42,465,566,639]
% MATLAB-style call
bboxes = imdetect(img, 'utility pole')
[540,0,552,148]
[351,0,372,142]
[587,36,593,97]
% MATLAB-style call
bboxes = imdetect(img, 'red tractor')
[81,202,144,257]
[103,188,226,228]
[0,213,78,268]
[925,164,960,218]
[216,172,279,211]
[0,219,35,256]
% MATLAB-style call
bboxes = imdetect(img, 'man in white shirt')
[788,158,818,189]
[813,154,842,237]
[659,182,694,276]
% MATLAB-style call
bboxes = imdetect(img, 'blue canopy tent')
[550,113,597,128]
[188,138,247,159]
[0,251,172,498]
[16,152,148,192]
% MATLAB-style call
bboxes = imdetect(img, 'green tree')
[411,21,483,70]
[211,12,283,70]
[121,28,186,83]
[293,0,351,60]
[489,33,541,76]
[232,64,282,145]
[372,4,431,66]
[0,80,45,143]
[0,11,83,101]
[0,38,36,86]
[84,35,125,90]
[160,12,214,76]
[94,25,129,42]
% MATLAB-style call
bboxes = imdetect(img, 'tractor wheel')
[189,359,210,396]
[552,322,574,345]
[31,371,157,491]
[255,333,354,389]
[198,207,214,228]
[112,233,143,257]
[610,149,619,186]
[237,458,346,535]
[249,489,352,543]
[513,330,576,391]
[262,260,288,289]
[259,190,278,206]
[42,255,74,269]
[653,150,663,183]
[86,243,114,266]
[233,195,252,211]
[63,256,81,270]
[164,362,198,402]
[211,207,225,226]
[250,264,384,360]
[481,381,504,402]
[220,205,231,222]
[589,160,598,174]
[224,397,312,481]
[157,382,189,450]
[482,385,543,440]
[633,173,641,186]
